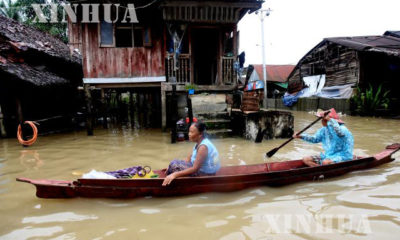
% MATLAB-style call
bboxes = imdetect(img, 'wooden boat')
[17,144,400,199]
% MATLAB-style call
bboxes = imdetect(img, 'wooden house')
[0,15,82,137]
[287,33,400,98]
[67,0,262,130]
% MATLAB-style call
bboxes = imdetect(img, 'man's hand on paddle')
[323,111,331,121]
[293,132,301,139]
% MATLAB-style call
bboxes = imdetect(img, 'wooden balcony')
[222,56,236,85]
[160,1,262,24]
[165,53,191,84]
[165,54,237,85]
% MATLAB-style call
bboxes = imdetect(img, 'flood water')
[1,111,400,240]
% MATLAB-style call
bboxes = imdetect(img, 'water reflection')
[140,208,161,214]
[205,220,229,228]
[1,226,63,240]
[0,111,399,239]
[187,196,256,208]
[19,150,43,170]
[22,212,98,224]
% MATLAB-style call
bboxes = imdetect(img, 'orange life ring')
[17,121,38,146]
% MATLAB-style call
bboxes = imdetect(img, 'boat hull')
[17,144,400,199]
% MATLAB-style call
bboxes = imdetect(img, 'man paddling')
[293,108,354,167]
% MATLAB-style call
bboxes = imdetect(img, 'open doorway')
[192,28,219,85]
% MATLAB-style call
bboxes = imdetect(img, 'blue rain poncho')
[301,119,354,163]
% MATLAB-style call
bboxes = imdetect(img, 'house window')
[100,22,148,48]
[115,23,133,47]
[115,23,144,48]
[100,21,114,47]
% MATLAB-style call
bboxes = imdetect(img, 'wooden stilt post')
[16,98,23,124]
[84,84,94,136]
[109,91,114,124]
[116,91,121,123]
[16,97,28,147]
[187,92,193,125]
[143,93,148,128]
[154,89,161,128]
[112,90,117,124]
[161,83,167,131]
[0,104,7,137]
[129,90,135,128]
[101,88,108,129]
[186,92,193,141]
[137,92,142,128]
[171,79,177,144]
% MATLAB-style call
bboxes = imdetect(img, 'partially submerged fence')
[267,97,351,115]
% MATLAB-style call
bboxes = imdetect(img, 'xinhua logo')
[255,214,372,234]
[32,4,138,23]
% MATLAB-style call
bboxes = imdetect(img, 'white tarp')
[299,75,354,99]
[316,84,355,99]
[82,170,116,179]
[301,75,326,97]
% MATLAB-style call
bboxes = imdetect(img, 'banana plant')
[350,83,390,116]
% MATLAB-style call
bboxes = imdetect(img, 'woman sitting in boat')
[293,108,354,167]
[162,122,220,186]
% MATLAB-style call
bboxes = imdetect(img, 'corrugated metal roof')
[325,35,400,57]
[253,64,295,82]
[287,32,400,80]
[384,31,400,38]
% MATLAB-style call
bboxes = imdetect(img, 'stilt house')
[67,0,262,130]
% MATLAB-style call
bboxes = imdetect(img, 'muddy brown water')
[1,111,400,240]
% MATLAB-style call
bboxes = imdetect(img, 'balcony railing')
[165,54,190,84]
[222,56,236,84]
[165,54,237,85]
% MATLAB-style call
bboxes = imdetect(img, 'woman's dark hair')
[192,121,207,137]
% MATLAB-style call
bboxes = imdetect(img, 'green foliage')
[185,84,198,91]
[350,83,390,116]
[23,0,68,43]
[0,0,68,43]
[0,0,22,21]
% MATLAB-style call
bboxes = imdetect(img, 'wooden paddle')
[255,128,267,143]
[266,110,330,158]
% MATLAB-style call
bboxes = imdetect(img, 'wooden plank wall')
[68,21,82,55]
[79,23,165,78]
[325,49,358,86]
[288,43,359,90]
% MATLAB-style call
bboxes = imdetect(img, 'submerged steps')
[191,94,232,138]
